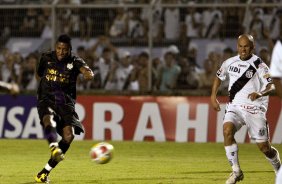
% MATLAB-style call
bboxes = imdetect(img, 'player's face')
[237,37,254,60]
[55,42,70,61]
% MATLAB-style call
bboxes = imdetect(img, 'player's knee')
[42,115,54,128]
[63,132,74,144]
[223,126,234,139]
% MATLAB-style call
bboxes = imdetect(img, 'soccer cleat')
[50,145,65,162]
[35,173,50,183]
[226,170,244,184]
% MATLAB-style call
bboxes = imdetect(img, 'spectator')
[249,8,265,39]
[127,8,146,39]
[76,46,91,90]
[38,8,52,39]
[129,51,149,92]
[183,2,202,38]
[177,56,199,89]
[110,50,133,90]
[20,8,40,36]
[222,7,244,38]
[202,7,223,38]
[264,7,281,40]
[79,8,93,40]
[140,0,163,41]
[57,8,72,35]
[157,50,181,92]
[109,8,129,38]
[91,36,118,89]
[161,2,181,40]
[18,53,38,90]
[0,52,18,83]
[198,51,221,89]
[151,57,161,91]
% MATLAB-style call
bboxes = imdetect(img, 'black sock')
[44,125,57,144]
[59,140,70,153]
[38,168,50,175]
[38,158,59,175]
[48,158,59,168]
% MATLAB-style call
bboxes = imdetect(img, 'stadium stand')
[0,0,281,94]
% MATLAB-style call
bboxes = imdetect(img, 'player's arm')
[248,62,275,101]
[0,81,20,95]
[80,65,94,80]
[210,77,222,111]
[248,83,275,101]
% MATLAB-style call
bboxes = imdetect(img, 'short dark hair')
[56,34,72,50]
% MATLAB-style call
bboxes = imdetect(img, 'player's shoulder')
[223,55,239,65]
[72,55,85,63]
[251,55,268,69]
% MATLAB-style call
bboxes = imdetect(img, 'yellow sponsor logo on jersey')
[263,74,270,78]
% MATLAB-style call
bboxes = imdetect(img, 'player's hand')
[248,92,262,101]
[9,83,20,95]
[83,71,94,80]
[210,97,221,111]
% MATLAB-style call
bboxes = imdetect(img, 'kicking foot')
[35,173,50,183]
[226,170,244,184]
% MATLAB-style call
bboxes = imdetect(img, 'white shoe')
[226,170,244,184]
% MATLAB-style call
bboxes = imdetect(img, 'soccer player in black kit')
[35,34,94,183]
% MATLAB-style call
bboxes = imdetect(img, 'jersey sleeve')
[258,62,272,89]
[270,41,282,78]
[73,56,87,72]
[216,60,227,81]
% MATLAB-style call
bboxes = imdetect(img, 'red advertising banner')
[76,95,282,143]
[0,95,282,143]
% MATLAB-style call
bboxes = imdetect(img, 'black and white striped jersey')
[216,54,272,108]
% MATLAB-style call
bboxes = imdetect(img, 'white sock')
[266,147,281,174]
[49,142,58,148]
[44,163,53,172]
[225,143,240,172]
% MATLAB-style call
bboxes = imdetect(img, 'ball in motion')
[90,142,114,164]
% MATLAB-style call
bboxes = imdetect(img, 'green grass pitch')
[0,139,280,184]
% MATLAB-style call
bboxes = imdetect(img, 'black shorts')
[37,100,84,135]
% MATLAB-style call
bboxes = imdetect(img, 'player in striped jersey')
[211,34,281,184]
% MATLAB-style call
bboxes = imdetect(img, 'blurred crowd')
[0,35,274,94]
[0,0,281,94]
[1,0,282,42]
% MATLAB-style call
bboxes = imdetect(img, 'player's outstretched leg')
[35,115,64,183]
[35,125,74,183]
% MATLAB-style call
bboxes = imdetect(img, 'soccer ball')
[90,142,114,164]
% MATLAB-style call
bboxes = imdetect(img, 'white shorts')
[223,103,269,143]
